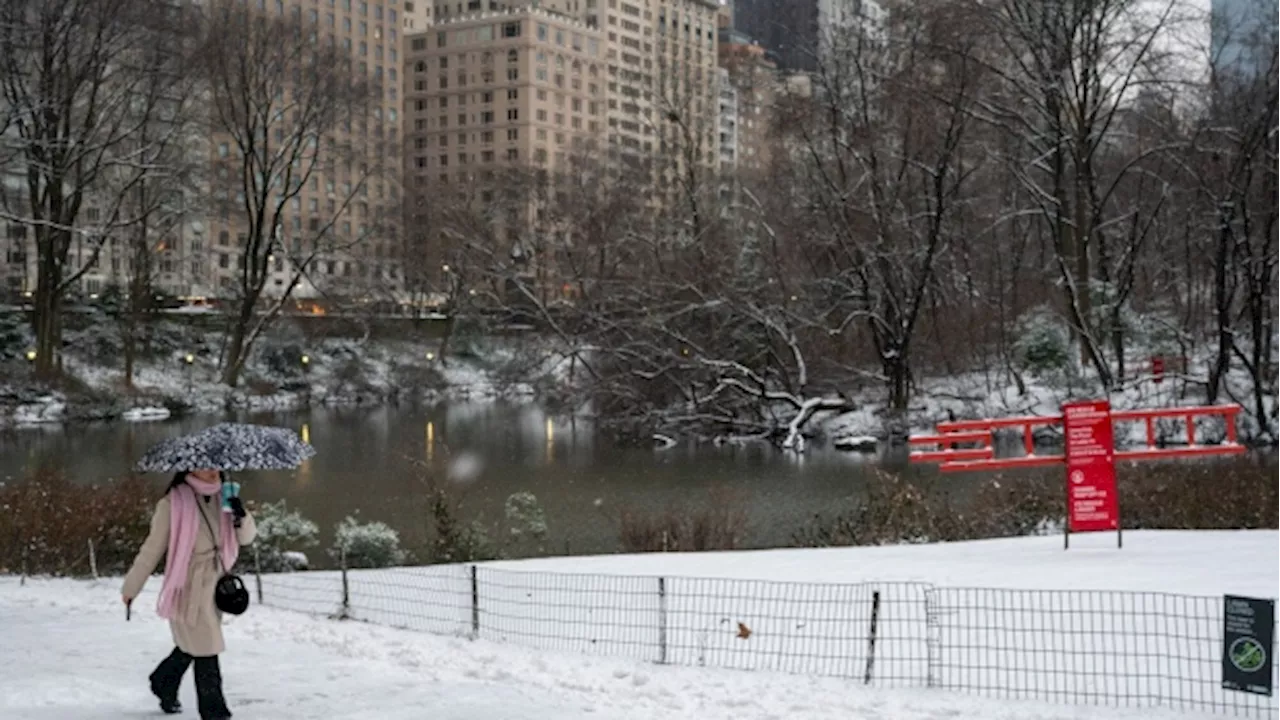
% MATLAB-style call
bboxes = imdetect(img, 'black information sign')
[1222,595,1275,696]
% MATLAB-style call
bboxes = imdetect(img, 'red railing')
[910,404,1245,472]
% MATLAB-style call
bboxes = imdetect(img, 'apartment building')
[403,6,607,295]
[2,0,432,307]
[717,28,779,179]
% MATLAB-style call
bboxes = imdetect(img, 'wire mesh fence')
[257,564,1277,718]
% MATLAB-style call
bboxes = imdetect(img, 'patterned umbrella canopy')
[134,422,316,473]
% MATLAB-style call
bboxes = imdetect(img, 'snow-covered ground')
[0,576,1225,720]
[8,531,1274,719]
[484,529,1277,596]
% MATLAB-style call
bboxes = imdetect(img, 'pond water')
[0,403,950,561]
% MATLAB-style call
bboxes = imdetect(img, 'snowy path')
[2,578,1222,720]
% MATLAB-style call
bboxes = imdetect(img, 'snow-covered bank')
[0,581,1204,720]
[817,360,1277,451]
[1,326,569,428]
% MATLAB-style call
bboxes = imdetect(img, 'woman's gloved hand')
[227,496,246,520]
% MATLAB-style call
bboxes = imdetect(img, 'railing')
[256,564,1278,718]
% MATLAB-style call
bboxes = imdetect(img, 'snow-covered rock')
[832,435,878,453]
[121,406,171,422]
[13,395,66,425]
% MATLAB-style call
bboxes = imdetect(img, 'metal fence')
[255,564,1277,718]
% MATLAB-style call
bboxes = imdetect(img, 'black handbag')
[198,503,250,616]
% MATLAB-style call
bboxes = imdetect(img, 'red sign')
[1151,356,1165,384]
[1062,400,1119,533]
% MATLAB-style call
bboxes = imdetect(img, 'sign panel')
[1151,356,1165,384]
[1062,400,1119,533]
[1223,595,1275,696]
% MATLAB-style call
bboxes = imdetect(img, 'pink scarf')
[156,476,239,620]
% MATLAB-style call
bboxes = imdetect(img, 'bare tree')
[196,0,384,387]
[970,0,1193,389]
[0,0,191,379]
[785,0,986,422]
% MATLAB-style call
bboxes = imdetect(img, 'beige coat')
[123,494,257,657]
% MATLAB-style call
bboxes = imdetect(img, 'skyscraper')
[1210,0,1278,80]
[730,0,882,72]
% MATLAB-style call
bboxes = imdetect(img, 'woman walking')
[122,469,257,719]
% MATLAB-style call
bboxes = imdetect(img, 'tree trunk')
[1207,206,1234,404]
[221,300,256,387]
[32,278,60,380]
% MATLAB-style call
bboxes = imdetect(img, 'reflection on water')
[0,403,934,559]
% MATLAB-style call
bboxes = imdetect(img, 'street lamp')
[300,355,311,373]
[425,351,435,362]
[24,349,36,363]
[183,353,195,392]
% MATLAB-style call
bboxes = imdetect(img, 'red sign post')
[1062,400,1120,547]
[907,403,1246,551]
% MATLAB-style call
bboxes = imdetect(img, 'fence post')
[339,546,350,620]
[924,587,940,688]
[87,539,98,579]
[470,565,480,640]
[657,576,668,665]
[864,590,881,684]
[253,544,264,605]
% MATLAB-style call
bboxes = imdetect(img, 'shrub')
[0,468,154,577]
[792,458,1278,548]
[424,488,498,564]
[618,486,749,553]
[242,500,320,573]
[330,516,407,569]
[1011,304,1071,374]
[504,491,548,543]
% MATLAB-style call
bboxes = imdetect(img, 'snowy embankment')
[819,360,1277,450]
[1,332,571,427]
[5,530,1273,719]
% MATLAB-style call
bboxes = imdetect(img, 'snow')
[0,575,1232,720]
[480,529,1278,597]
[121,405,171,422]
[832,434,879,451]
[12,394,67,425]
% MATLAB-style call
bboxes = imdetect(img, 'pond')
[0,402,944,562]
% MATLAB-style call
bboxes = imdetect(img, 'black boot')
[149,647,191,714]
[193,655,232,720]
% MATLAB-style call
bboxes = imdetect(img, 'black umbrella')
[134,422,316,473]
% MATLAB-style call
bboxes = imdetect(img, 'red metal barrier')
[913,404,1244,472]
[908,402,1247,549]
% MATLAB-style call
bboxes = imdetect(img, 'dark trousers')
[150,647,231,719]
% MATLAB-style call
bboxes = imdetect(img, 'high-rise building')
[401,0,723,296]
[3,0,422,307]
[1210,0,1278,81]
[717,26,778,178]
[731,0,882,72]
[403,5,607,297]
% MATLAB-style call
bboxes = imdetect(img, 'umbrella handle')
[126,599,132,622]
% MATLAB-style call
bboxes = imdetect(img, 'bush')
[330,516,407,569]
[1011,305,1071,374]
[792,458,1278,548]
[424,488,498,564]
[0,468,154,576]
[242,500,320,573]
[618,486,749,553]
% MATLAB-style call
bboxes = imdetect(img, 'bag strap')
[194,491,229,576]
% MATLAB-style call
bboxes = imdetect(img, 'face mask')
[220,479,241,513]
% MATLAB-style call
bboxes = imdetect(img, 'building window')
[507,88,519,100]
[508,48,519,63]
[507,128,518,140]
[507,108,519,120]
[502,22,521,38]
